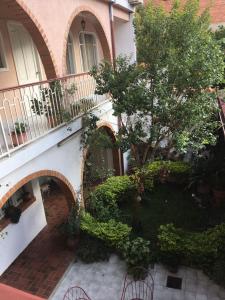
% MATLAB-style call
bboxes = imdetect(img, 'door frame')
[7,21,42,85]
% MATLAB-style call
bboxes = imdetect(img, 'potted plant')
[61,203,80,249]
[31,81,63,128]
[4,205,22,223]
[11,122,27,146]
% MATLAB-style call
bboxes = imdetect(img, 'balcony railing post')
[0,116,10,157]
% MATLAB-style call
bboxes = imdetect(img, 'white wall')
[115,0,133,11]
[114,14,136,61]
[0,102,118,275]
[0,101,117,199]
[0,179,47,275]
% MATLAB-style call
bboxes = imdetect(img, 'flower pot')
[11,132,27,146]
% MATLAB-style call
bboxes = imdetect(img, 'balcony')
[0,73,108,160]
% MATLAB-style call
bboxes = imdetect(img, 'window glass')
[66,33,76,74]
[79,33,97,72]
[0,33,7,70]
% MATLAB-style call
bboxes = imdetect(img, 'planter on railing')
[0,73,108,159]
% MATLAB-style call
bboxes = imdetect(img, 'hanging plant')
[4,206,22,224]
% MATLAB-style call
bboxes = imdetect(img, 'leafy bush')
[146,160,191,184]
[60,203,80,237]
[80,212,150,271]
[119,237,151,271]
[80,212,131,245]
[76,233,111,263]
[89,176,135,221]
[158,223,225,273]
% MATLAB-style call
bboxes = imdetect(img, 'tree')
[90,0,224,170]
[213,25,225,89]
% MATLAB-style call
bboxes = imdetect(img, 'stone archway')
[0,0,57,78]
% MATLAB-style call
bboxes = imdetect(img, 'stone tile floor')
[50,255,225,300]
[0,190,74,299]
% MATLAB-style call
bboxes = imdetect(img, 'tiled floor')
[50,255,225,300]
[0,189,74,299]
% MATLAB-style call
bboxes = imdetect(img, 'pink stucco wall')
[21,0,112,76]
[0,0,131,89]
[0,20,18,89]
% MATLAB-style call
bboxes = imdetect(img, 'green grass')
[122,183,225,245]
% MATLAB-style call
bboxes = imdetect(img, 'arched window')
[66,32,76,74]
[79,32,98,72]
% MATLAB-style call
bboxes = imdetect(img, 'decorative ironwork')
[121,267,154,300]
[63,286,91,300]
[0,73,108,159]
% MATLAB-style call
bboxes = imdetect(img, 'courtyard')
[50,255,225,300]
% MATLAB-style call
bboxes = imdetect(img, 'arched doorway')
[0,171,76,298]
[83,125,120,205]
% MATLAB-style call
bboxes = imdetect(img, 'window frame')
[66,31,76,75]
[79,31,98,72]
[0,32,8,72]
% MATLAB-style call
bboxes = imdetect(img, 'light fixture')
[81,19,86,31]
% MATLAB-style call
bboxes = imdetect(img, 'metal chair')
[63,286,92,300]
[121,267,154,300]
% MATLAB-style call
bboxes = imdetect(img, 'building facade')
[0,0,139,276]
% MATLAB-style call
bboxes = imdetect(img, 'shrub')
[80,212,151,272]
[60,204,80,238]
[89,176,135,221]
[119,237,151,271]
[80,212,132,245]
[157,223,225,273]
[146,160,191,184]
[76,233,111,263]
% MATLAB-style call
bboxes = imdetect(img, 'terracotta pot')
[11,132,27,146]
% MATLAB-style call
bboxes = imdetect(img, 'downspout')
[109,0,125,175]
[109,0,116,64]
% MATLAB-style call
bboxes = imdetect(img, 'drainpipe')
[109,0,116,64]
[109,0,125,175]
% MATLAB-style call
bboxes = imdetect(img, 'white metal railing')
[0,73,108,159]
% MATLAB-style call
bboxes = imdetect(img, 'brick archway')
[1,0,58,78]
[63,5,112,74]
[80,122,121,206]
[0,170,76,209]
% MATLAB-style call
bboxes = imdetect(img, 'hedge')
[80,212,150,270]
[158,223,225,286]
[80,212,131,244]
[89,175,135,221]
[147,160,191,177]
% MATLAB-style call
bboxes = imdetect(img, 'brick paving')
[0,188,74,299]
